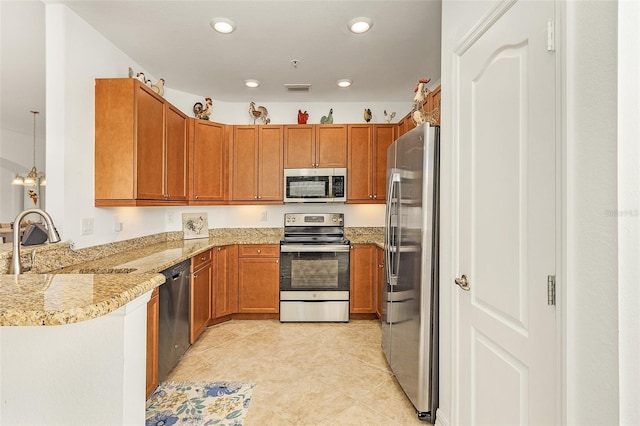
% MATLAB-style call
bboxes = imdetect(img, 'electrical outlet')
[82,218,94,235]
[260,210,268,221]
[167,212,174,224]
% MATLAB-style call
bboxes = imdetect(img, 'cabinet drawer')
[238,244,279,258]
[192,249,213,270]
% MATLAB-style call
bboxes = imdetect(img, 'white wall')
[0,0,46,224]
[564,1,619,423]
[617,1,640,424]
[45,4,396,249]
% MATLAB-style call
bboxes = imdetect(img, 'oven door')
[279,244,350,292]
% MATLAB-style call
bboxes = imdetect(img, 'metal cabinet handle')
[275,259,279,264]
[195,195,199,200]
[257,249,261,253]
[217,247,221,252]
[455,274,471,291]
[194,274,198,279]
[201,256,207,261]
[258,195,261,199]
[373,195,377,199]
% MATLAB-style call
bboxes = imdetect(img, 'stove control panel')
[284,213,344,226]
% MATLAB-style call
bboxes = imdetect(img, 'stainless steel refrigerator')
[382,123,439,422]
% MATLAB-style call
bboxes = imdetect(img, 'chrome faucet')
[10,208,61,274]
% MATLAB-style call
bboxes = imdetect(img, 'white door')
[455,1,557,424]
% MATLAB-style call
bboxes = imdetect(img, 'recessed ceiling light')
[348,17,372,34]
[245,79,260,88]
[337,79,352,88]
[210,17,236,34]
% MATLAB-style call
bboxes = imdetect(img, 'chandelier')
[11,111,46,186]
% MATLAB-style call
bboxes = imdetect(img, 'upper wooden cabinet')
[347,124,395,203]
[231,125,283,202]
[283,124,347,168]
[95,78,187,206]
[189,119,229,203]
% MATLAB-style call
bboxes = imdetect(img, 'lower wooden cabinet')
[191,249,213,343]
[350,244,376,314]
[146,287,159,398]
[214,245,238,318]
[238,245,280,313]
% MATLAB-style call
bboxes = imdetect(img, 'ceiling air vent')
[284,84,311,92]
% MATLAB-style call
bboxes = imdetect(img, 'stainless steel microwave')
[283,168,347,203]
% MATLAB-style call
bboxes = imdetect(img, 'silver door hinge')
[547,275,556,305]
[547,20,555,52]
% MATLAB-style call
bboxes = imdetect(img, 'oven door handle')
[280,244,351,253]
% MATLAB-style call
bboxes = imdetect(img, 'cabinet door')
[238,257,279,313]
[316,124,347,167]
[146,288,159,398]
[349,244,376,313]
[165,104,188,201]
[192,120,227,202]
[283,125,315,168]
[372,124,396,201]
[191,261,212,343]
[258,125,284,201]
[403,114,416,135]
[431,85,441,125]
[136,86,165,200]
[232,126,259,200]
[347,124,373,201]
[215,245,238,318]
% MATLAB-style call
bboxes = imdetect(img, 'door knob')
[455,274,470,291]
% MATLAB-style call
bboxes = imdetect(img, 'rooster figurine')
[297,110,309,124]
[249,101,270,124]
[320,108,334,124]
[384,110,396,123]
[363,108,372,123]
[151,78,165,97]
[193,97,213,120]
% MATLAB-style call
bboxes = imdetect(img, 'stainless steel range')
[279,213,350,322]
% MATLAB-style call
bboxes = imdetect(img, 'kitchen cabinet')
[350,244,376,314]
[191,249,213,343]
[231,125,283,202]
[283,124,347,168]
[189,119,229,203]
[347,124,395,203]
[375,245,384,319]
[146,287,159,398]
[238,244,280,313]
[95,78,187,206]
[214,245,238,318]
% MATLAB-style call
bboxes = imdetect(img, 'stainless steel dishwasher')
[158,259,191,382]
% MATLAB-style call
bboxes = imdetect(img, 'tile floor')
[167,319,429,425]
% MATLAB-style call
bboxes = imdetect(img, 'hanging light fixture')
[12,111,45,186]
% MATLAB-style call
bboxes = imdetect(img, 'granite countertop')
[0,230,283,327]
[0,273,164,326]
[1,227,378,327]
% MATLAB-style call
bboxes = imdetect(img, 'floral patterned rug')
[146,381,255,426]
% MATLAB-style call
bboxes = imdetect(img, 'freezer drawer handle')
[455,274,470,291]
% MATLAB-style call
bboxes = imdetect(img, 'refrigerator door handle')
[386,172,401,286]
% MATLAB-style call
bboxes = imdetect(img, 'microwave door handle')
[328,177,333,199]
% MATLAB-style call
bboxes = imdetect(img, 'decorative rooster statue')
[249,101,270,124]
[298,110,309,124]
[320,108,333,124]
[151,78,165,97]
[193,98,213,120]
[384,110,396,123]
[363,108,372,123]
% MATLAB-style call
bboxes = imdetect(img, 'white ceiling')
[1,0,441,137]
[59,0,442,102]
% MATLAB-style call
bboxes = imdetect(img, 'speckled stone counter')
[346,227,384,248]
[0,273,164,326]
